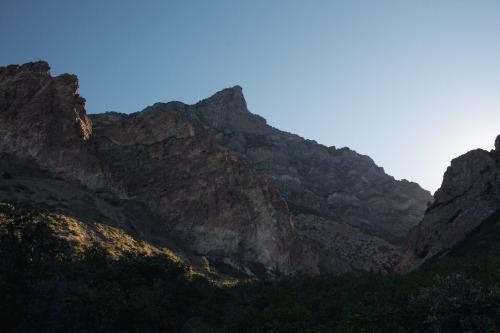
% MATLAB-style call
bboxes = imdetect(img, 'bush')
[409,274,499,332]
[1,202,499,332]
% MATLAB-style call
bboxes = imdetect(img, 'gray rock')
[129,86,432,244]
[398,138,500,274]
[0,62,327,277]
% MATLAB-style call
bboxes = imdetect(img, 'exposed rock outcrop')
[1,61,432,276]
[0,61,328,276]
[134,86,432,243]
[292,212,400,275]
[0,61,90,155]
[92,111,325,275]
[398,135,500,273]
[0,61,117,193]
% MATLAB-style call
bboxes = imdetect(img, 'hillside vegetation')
[1,202,498,332]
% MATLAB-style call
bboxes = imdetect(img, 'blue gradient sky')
[1,1,499,193]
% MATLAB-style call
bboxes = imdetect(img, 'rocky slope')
[398,135,500,273]
[293,213,400,274]
[1,61,425,276]
[0,61,327,276]
[90,111,328,276]
[136,86,432,244]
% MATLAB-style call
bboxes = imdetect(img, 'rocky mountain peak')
[0,62,117,193]
[495,134,500,151]
[0,61,91,151]
[0,60,51,77]
[140,86,432,244]
[195,85,249,113]
[1,61,333,277]
[0,61,438,276]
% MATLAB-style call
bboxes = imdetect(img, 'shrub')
[409,274,500,332]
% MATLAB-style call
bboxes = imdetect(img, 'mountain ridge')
[122,85,432,244]
[0,61,336,277]
[1,61,432,276]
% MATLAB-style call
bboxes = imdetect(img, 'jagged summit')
[0,60,51,76]
[0,61,334,277]
[195,85,247,109]
[0,60,90,149]
[132,85,432,244]
[136,86,268,134]
[0,61,433,276]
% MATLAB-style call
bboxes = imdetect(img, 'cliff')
[0,61,324,276]
[0,61,117,192]
[398,135,500,273]
[135,86,432,244]
[1,61,431,276]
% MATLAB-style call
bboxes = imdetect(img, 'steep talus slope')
[137,86,432,243]
[0,61,327,276]
[398,135,500,273]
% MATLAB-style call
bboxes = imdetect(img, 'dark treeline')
[1,203,499,332]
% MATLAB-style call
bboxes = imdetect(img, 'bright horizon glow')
[1,1,499,193]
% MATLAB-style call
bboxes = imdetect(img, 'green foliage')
[0,202,15,216]
[0,204,71,331]
[0,204,225,331]
[202,256,219,279]
[0,201,499,332]
[409,274,499,332]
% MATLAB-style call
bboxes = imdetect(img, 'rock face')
[136,86,432,243]
[0,61,328,276]
[0,61,430,276]
[398,136,500,273]
[293,213,400,274]
[91,108,401,274]
[0,61,116,193]
[0,61,90,158]
[91,111,324,275]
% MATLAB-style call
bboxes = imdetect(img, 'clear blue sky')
[1,0,499,193]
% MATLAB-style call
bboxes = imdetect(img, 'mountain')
[1,61,340,277]
[1,61,432,276]
[2,61,498,332]
[135,87,433,244]
[398,135,500,273]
